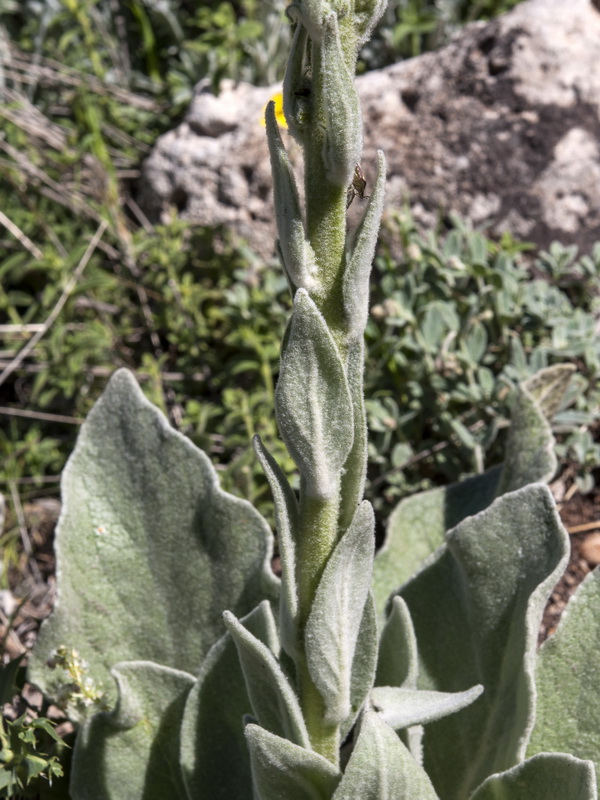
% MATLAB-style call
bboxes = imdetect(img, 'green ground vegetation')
[0,0,598,572]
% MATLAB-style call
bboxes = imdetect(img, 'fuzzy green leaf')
[305,501,375,724]
[282,22,310,144]
[355,0,388,44]
[29,369,277,702]
[266,100,318,292]
[286,0,325,43]
[343,151,386,340]
[180,634,251,800]
[180,602,277,800]
[341,590,379,740]
[375,595,418,690]
[320,12,363,187]
[246,724,341,800]
[527,567,600,790]
[332,711,440,800]
[223,609,310,748]
[370,684,483,730]
[398,484,569,800]
[275,289,354,500]
[70,661,195,800]
[470,753,597,800]
[338,335,369,532]
[254,434,299,660]
[372,467,501,618]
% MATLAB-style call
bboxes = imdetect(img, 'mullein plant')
[25,0,600,798]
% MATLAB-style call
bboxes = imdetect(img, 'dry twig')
[0,209,43,259]
[0,220,108,389]
[0,406,82,425]
[8,481,43,584]
[568,520,600,535]
[1,46,161,111]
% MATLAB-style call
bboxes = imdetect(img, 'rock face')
[138,0,600,259]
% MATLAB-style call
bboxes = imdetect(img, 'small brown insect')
[346,163,369,208]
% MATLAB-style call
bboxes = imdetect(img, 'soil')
[541,474,600,641]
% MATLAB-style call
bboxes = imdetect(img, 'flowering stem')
[265,0,386,766]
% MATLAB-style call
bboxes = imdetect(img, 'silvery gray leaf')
[399,484,569,799]
[332,711,440,800]
[471,753,597,800]
[224,608,310,748]
[246,724,341,800]
[29,369,277,704]
[71,661,195,800]
[265,100,319,292]
[254,434,300,659]
[370,684,483,730]
[376,595,418,690]
[180,601,279,799]
[305,501,375,723]
[528,567,600,791]
[275,289,354,500]
[320,13,363,187]
[343,151,386,340]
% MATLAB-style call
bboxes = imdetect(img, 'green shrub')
[3,211,599,528]
[361,0,523,69]
[365,215,600,509]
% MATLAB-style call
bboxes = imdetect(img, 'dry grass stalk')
[0,209,43,259]
[0,220,108,390]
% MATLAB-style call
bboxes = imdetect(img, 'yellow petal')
[261,91,288,129]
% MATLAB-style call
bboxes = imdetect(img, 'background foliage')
[0,0,598,572]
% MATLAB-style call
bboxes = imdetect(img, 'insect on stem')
[346,163,369,208]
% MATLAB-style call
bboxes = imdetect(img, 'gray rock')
[138,0,600,259]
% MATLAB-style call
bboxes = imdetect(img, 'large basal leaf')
[180,633,252,800]
[371,468,501,618]
[332,711,440,800]
[372,365,572,618]
[470,753,597,800]
[29,369,277,702]
[70,661,195,800]
[398,484,569,800]
[180,602,277,800]
[527,567,600,792]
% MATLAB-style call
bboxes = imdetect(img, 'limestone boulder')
[137,0,600,259]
